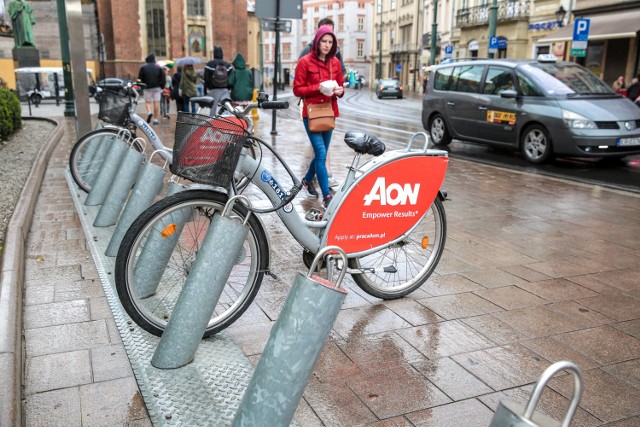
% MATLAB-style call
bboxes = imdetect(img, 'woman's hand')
[333,86,344,96]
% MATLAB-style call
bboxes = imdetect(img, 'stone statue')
[8,0,36,48]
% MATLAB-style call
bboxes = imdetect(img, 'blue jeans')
[302,117,332,198]
[182,97,196,113]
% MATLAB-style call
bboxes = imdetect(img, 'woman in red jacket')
[293,25,344,209]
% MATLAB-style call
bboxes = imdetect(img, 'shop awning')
[537,10,640,42]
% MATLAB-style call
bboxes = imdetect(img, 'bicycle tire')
[115,189,269,337]
[348,197,446,299]
[69,128,121,192]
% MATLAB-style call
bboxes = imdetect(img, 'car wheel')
[377,94,382,99]
[29,93,41,106]
[398,94,403,99]
[429,114,452,146]
[521,124,553,164]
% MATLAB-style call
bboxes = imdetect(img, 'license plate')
[618,137,640,146]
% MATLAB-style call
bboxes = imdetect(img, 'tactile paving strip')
[66,171,296,426]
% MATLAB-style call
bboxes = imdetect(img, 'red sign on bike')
[324,155,448,254]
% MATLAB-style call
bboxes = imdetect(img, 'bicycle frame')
[236,132,448,258]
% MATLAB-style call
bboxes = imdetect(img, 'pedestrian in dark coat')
[137,53,165,124]
[228,53,253,102]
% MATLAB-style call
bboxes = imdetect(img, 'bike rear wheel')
[115,189,269,337]
[349,197,446,299]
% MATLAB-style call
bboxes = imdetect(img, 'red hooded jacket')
[293,25,344,118]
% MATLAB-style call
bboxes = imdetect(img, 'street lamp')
[555,6,566,27]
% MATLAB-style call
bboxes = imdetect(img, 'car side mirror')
[500,89,519,99]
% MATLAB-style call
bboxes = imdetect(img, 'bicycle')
[68,81,252,193]
[114,98,449,338]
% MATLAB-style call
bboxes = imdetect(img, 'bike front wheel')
[115,189,269,337]
[69,128,120,192]
[349,197,446,299]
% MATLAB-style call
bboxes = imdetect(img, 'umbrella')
[174,56,204,66]
[157,59,175,69]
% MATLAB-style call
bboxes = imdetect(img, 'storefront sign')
[528,21,561,31]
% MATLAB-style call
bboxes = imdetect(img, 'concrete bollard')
[104,161,167,256]
[151,196,252,369]
[93,139,145,227]
[232,247,348,427]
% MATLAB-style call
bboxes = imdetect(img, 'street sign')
[571,18,590,57]
[396,63,402,73]
[255,0,302,19]
[262,18,292,33]
[489,36,498,54]
[444,44,453,57]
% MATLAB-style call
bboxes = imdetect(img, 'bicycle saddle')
[344,131,386,156]
[190,96,215,109]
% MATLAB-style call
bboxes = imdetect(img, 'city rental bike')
[68,82,252,193]
[115,97,449,337]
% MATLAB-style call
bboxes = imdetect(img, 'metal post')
[271,0,281,136]
[378,0,383,79]
[55,0,75,116]
[259,19,265,92]
[487,0,497,58]
[429,0,438,65]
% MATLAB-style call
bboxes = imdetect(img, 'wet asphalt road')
[283,89,640,194]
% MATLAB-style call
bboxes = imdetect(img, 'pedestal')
[12,47,40,68]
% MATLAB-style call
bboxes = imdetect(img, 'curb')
[0,117,65,427]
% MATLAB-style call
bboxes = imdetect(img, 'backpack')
[212,64,228,88]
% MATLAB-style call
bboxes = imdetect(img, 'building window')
[377,30,381,51]
[357,40,364,57]
[377,0,382,14]
[391,0,396,10]
[357,15,364,31]
[390,29,395,47]
[303,19,307,35]
[338,15,344,32]
[283,43,291,60]
[146,0,166,57]
[187,0,205,17]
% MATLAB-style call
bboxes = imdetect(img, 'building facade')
[97,0,247,80]
[262,0,373,88]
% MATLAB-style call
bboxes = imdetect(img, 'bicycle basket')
[171,112,249,187]
[97,89,129,126]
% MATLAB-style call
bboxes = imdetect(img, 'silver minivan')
[421,55,640,163]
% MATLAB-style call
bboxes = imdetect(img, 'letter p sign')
[573,18,590,42]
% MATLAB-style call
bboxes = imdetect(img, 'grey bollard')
[232,247,348,427]
[104,161,166,256]
[132,181,186,298]
[151,196,252,369]
[93,142,145,227]
[76,133,109,187]
[84,136,130,206]
[489,361,583,427]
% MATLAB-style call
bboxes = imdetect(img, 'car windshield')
[521,63,614,96]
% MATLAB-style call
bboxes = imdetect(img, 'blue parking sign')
[489,37,499,49]
[444,44,453,55]
[573,18,590,42]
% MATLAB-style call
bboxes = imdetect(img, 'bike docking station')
[66,133,350,424]
[489,361,583,427]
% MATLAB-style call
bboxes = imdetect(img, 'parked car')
[89,78,141,97]
[376,78,403,99]
[421,55,640,163]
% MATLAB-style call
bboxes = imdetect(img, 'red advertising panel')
[325,155,448,254]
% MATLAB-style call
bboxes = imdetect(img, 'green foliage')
[0,87,22,141]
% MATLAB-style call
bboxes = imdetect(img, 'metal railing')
[456,0,530,27]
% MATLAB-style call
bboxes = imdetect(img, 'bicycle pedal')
[305,208,323,221]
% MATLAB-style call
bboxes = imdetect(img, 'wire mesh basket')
[171,112,249,187]
[97,89,129,126]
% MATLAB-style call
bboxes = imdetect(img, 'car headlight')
[562,109,597,129]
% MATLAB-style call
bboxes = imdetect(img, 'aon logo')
[363,177,420,206]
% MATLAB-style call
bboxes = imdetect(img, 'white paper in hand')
[319,80,338,96]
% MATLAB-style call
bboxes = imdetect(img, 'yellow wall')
[0,59,99,89]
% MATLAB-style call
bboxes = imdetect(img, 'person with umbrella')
[138,53,165,125]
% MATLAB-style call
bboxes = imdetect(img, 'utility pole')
[487,0,497,58]
[55,0,75,116]
[429,0,438,65]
